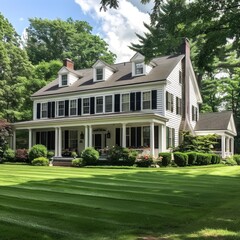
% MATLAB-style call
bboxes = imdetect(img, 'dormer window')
[96,68,103,81]
[61,74,68,86]
[135,62,144,75]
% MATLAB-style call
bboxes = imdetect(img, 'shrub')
[107,146,123,162]
[72,158,85,167]
[3,148,15,162]
[71,151,78,158]
[47,151,55,159]
[225,157,237,166]
[159,152,171,166]
[81,147,99,165]
[174,152,188,167]
[186,152,197,165]
[15,149,29,163]
[29,144,47,161]
[210,154,221,164]
[196,153,212,165]
[31,157,49,166]
[135,155,153,167]
[233,155,240,165]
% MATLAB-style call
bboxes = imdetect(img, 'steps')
[52,157,73,167]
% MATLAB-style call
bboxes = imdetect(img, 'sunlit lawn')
[0,164,239,240]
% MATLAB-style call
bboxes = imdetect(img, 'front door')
[94,134,102,150]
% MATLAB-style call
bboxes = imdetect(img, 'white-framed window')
[96,68,103,81]
[176,97,182,115]
[70,99,77,116]
[61,74,68,86]
[166,127,175,148]
[57,101,65,117]
[41,103,48,118]
[69,130,78,149]
[105,95,113,113]
[166,91,174,112]
[122,93,130,112]
[179,70,182,84]
[143,126,150,147]
[142,91,151,110]
[96,96,103,113]
[135,62,144,75]
[83,98,90,114]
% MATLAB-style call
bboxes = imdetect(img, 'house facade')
[12,39,237,158]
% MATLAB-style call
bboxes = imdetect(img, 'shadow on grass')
[0,165,239,240]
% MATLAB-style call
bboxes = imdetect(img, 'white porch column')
[231,137,234,155]
[89,125,92,147]
[122,123,126,148]
[28,129,32,149]
[12,130,16,151]
[150,122,155,157]
[221,135,226,158]
[226,137,229,156]
[54,127,58,157]
[84,125,88,149]
[161,125,166,152]
[158,125,162,154]
[58,127,62,157]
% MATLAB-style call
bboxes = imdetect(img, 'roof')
[194,111,233,131]
[32,54,184,98]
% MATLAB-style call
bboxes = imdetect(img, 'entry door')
[94,134,102,150]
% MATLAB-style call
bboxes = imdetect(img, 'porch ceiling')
[13,112,168,130]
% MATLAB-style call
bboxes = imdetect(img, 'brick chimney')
[63,58,74,70]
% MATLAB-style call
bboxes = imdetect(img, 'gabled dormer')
[130,53,156,77]
[58,59,81,87]
[93,60,117,82]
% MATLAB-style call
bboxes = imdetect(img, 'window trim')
[96,68,104,81]
[57,100,65,117]
[41,102,48,119]
[166,91,174,112]
[121,93,130,112]
[135,62,144,75]
[95,96,104,114]
[82,97,90,115]
[61,74,68,86]
[105,95,113,113]
[69,99,77,116]
[142,91,151,110]
[176,97,182,115]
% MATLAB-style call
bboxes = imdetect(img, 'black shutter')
[166,92,169,110]
[154,126,159,148]
[166,127,169,149]
[130,92,135,111]
[50,131,55,150]
[90,97,95,114]
[114,94,120,112]
[115,128,121,146]
[47,102,51,118]
[51,102,55,118]
[171,94,174,112]
[65,100,69,116]
[152,90,157,109]
[136,127,141,147]
[65,130,69,149]
[136,92,141,111]
[47,131,51,149]
[78,98,82,115]
[131,127,136,147]
[36,132,40,144]
[37,103,41,119]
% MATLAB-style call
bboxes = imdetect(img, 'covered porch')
[12,112,168,158]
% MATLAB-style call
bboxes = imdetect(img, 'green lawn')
[0,165,239,240]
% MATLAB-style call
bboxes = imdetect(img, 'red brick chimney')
[63,58,74,70]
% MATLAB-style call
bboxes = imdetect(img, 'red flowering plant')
[135,154,153,167]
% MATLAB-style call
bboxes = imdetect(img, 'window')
[83,98,90,114]
[166,127,175,148]
[105,95,113,113]
[142,91,151,110]
[135,62,144,75]
[179,70,182,84]
[70,99,77,116]
[192,105,198,121]
[61,75,68,86]
[69,131,78,149]
[166,92,174,112]
[96,68,103,81]
[143,126,150,147]
[57,101,65,117]
[176,97,182,115]
[122,93,130,112]
[96,96,103,113]
[41,103,48,118]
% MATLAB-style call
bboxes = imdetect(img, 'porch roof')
[13,112,168,130]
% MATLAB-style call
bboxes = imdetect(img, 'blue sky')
[1,0,152,62]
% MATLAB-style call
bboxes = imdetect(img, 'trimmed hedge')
[159,152,171,167]
[81,147,99,165]
[3,149,15,162]
[29,144,47,161]
[233,155,240,165]
[186,152,197,165]
[210,154,221,164]
[32,157,49,166]
[72,158,85,167]
[196,153,212,165]
[174,152,188,167]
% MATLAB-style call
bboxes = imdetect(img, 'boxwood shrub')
[29,144,47,161]
[233,155,240,165]
[196,153,212,165]
[72,158,85,167]
[81,147,99,165]
[174,152,188,167]
[3,148,15,162]
[159,152,171,167]
[210,154,221,164]
[32,157,49,166]
[186,152,197,165]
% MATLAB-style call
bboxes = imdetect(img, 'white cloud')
[75,0,150,63]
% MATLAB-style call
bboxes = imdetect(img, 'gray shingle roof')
[194,111,232,131]
[32,54,184,97]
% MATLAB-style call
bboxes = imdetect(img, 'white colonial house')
[12,39,237,158]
